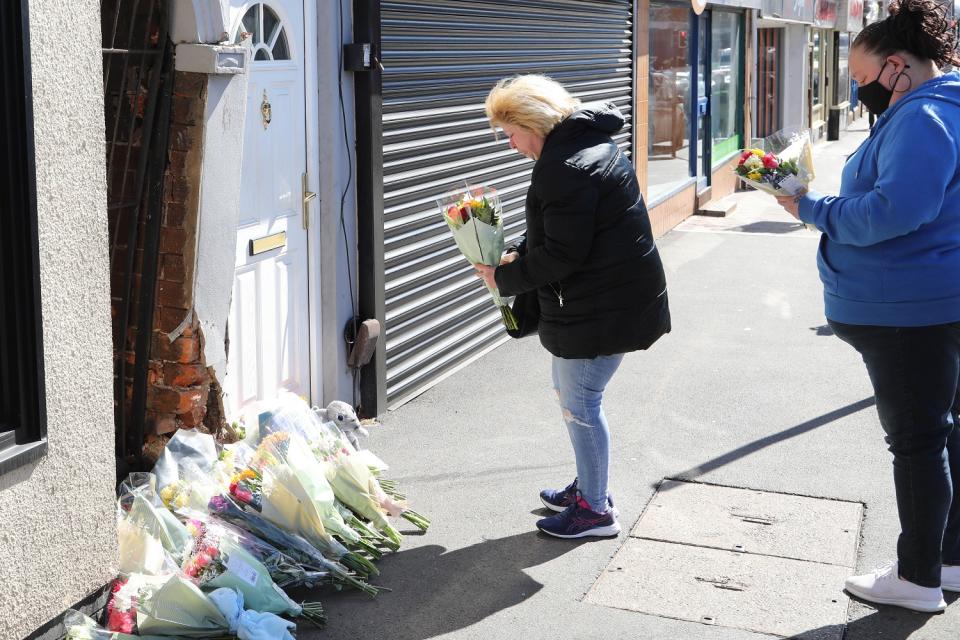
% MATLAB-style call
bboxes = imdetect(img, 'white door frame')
[223,0,316,419]
[303,0,324,407]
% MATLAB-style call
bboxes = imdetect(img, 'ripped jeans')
[551,353,625,512]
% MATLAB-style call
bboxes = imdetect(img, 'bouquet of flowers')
[206,494,378,596]
[263,394,430,536]
[181,517,326,626]
[249,431,381,576]
[162,453,377,595]
[190,515,331,590]
[64,608,163,640]
[227,468,263,512]
[104,573,295,638]
[153,428,219,492]
[104,578,140,635]
[734,128,815,196]
[117,503,181,578]
[117,473,192,573]
[439,185,518,331]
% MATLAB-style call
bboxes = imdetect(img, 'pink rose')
[762,153,779,169]
[107,609,135,633]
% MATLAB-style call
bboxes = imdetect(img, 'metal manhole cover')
[585,480,863,639]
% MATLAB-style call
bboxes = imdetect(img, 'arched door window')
[234,2,290,61]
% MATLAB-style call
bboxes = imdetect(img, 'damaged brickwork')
[139,70,231,464]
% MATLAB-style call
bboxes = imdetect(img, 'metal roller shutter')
[380,0,635,408]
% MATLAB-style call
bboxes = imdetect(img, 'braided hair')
[853,0,960,68]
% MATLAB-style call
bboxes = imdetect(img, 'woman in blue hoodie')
[778,0,960,613]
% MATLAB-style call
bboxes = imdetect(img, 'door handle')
[302,172,317,230]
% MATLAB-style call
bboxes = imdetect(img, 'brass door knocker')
[260,89,272,129]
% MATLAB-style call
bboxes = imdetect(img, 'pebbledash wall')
[0,0,117,638]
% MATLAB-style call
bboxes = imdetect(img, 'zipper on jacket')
[549,282,564,308]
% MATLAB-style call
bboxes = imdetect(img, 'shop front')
[757,0,816,136]
[646,0,754,231]
[830,0,864,137]
[370,0,637,409]
[810,0,838,138]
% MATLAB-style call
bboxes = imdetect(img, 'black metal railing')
[101,0,171,474]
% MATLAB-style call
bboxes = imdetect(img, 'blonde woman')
[475,75,670,538]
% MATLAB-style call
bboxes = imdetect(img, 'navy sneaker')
[539,478,580,511]
[540,478,617,515]
[536,495,621,539]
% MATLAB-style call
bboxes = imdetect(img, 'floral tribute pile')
[64,393,427,639]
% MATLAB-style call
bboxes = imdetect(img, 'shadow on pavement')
[732,221,807,234]
[810,324,835,336]
[656,397,876,490]
[792,592,959,639]
[294,530,586,639]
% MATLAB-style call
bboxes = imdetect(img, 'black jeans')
[830,320,960,587]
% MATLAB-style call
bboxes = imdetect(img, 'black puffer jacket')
[494,103,670,359]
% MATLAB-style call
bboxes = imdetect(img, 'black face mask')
[858,61,909,116]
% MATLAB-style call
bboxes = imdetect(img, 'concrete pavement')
[301,121,960,639]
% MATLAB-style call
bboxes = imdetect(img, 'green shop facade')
[643,0,754,231]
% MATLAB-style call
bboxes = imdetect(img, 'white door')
[226,0,313,421]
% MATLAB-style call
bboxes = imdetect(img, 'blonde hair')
[484,75,581,138]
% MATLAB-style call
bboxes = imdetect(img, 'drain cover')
[631,480,862,566]
[586,480,863,639]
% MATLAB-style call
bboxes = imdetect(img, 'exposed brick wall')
[139,71,230,465]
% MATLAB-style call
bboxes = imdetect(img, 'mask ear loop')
[891,64,913,93]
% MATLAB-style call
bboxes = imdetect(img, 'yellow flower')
[751,148,764,157]
[232,469,256,483]
[160,485,176,507]
[747,171,763,181]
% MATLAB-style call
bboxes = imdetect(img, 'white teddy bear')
[323,400,369,449]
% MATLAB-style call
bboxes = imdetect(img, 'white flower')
[743,155,763,170]
[66,627,94,640]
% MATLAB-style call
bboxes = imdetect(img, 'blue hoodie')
[799,71,960,326]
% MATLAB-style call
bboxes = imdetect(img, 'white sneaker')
[943,565,960,593]
[844,562,947,613]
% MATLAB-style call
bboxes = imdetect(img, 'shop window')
[0,0,47,474]
[648,2,693,202]
[835,31,850,105]
[710,10,743,163]
[810,29,827,127]
[757,28,783,139]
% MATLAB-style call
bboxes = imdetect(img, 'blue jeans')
[830,320,960,587]
[551,353,625,512]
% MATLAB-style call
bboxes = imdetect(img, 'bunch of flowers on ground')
[64,392,429,637]
[181,517,325,625]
